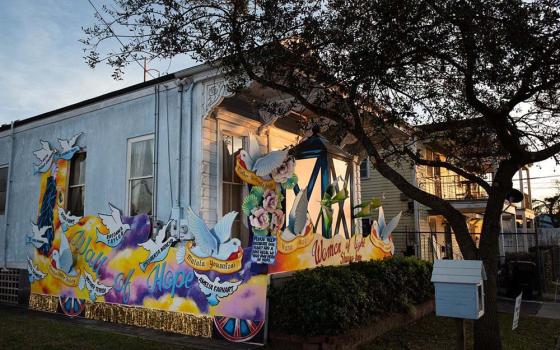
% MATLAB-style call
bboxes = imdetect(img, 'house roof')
[292,130,353,160]
[0,63,211,133]
[431,259,487,284]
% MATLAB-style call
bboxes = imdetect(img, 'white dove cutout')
[96,203,131,247]
[174,228,194,264]
[237,132,289,177]
[57,132,83,160]
[185,207,242,261]
[26,222,50,249]
[58,207,81,232]
[281,188,310,241]
[138,220,176,271]
[27,257,47,283]
[51,231,77,276]
[373,207,402,242]
[33,140,54,173]
[78,270,112,302]
[194,272,242,306]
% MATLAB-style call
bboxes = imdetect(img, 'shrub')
[268,257,433,337]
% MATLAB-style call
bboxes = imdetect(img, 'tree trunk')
[360,134,515,349]
[474,258,501,350]
[473,211,503,349]
[472,162,516,350]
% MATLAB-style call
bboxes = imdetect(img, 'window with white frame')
[0,166,7,215]
[222,133,249,245]
[67,153,86,216]
[127,135,154,216]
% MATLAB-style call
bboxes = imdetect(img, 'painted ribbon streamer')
[27,257,47,283]
[234,161,276,189]
[78,270,112,301]
[276,226,315,254]
[95,227,128,248]
[26,236,48,249]
[58,207,81,232]
[48,265,80,286]
[194,272,242,306]
[184,242,243,274]
[139,237,176,271]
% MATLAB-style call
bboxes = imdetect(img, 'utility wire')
[87,0,156,80]
[519,174,560,180]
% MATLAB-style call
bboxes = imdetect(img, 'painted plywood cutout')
[28,130,399,344]
[27,134,267,343]
[268,192,401,274]
[235,132,401,275]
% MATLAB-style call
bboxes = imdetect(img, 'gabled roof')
[292,130,353,160]
[431,259,487,284]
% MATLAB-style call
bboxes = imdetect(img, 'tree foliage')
[82,1,560,348]
[533,189,560,227]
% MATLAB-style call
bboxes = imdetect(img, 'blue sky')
[0,0,195,125]
[0,0,558,200]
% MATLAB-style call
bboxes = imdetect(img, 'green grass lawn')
[2,306,559,350]
[0,309,196,350]
[360,313,560,350]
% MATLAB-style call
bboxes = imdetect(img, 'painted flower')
[271,157,295,183]
[271,209,285,230]
[249,207,270,229]
[262,189,279,213]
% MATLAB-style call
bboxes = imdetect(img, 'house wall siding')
[0,82,191,268]
[200,116,219,224]
[361,159,416,255]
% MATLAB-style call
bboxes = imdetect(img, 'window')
[67,154,86,216]
[425,149,435,177]
[360,159,369,178]
[128,135,154,216]
[0,167,7,215]
[222,134,249,246]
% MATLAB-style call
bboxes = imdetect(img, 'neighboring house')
[360,146,535,260]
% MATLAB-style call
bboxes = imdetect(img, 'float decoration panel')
[235,132,401,275]
[27,133,267,343]
[27,130,399,344]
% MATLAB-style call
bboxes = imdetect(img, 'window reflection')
[128,137,154,216]
[222,134,249,246]
[68,153,86,216]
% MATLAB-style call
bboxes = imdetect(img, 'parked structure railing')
[402,229,560,300]
[418,175,489,201]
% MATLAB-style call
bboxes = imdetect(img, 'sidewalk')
[0,303,261,350]
[498,297,560,320]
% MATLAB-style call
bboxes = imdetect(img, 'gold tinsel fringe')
[29,293,58,313]
[84,302,213,337]
[28,294,213,338]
